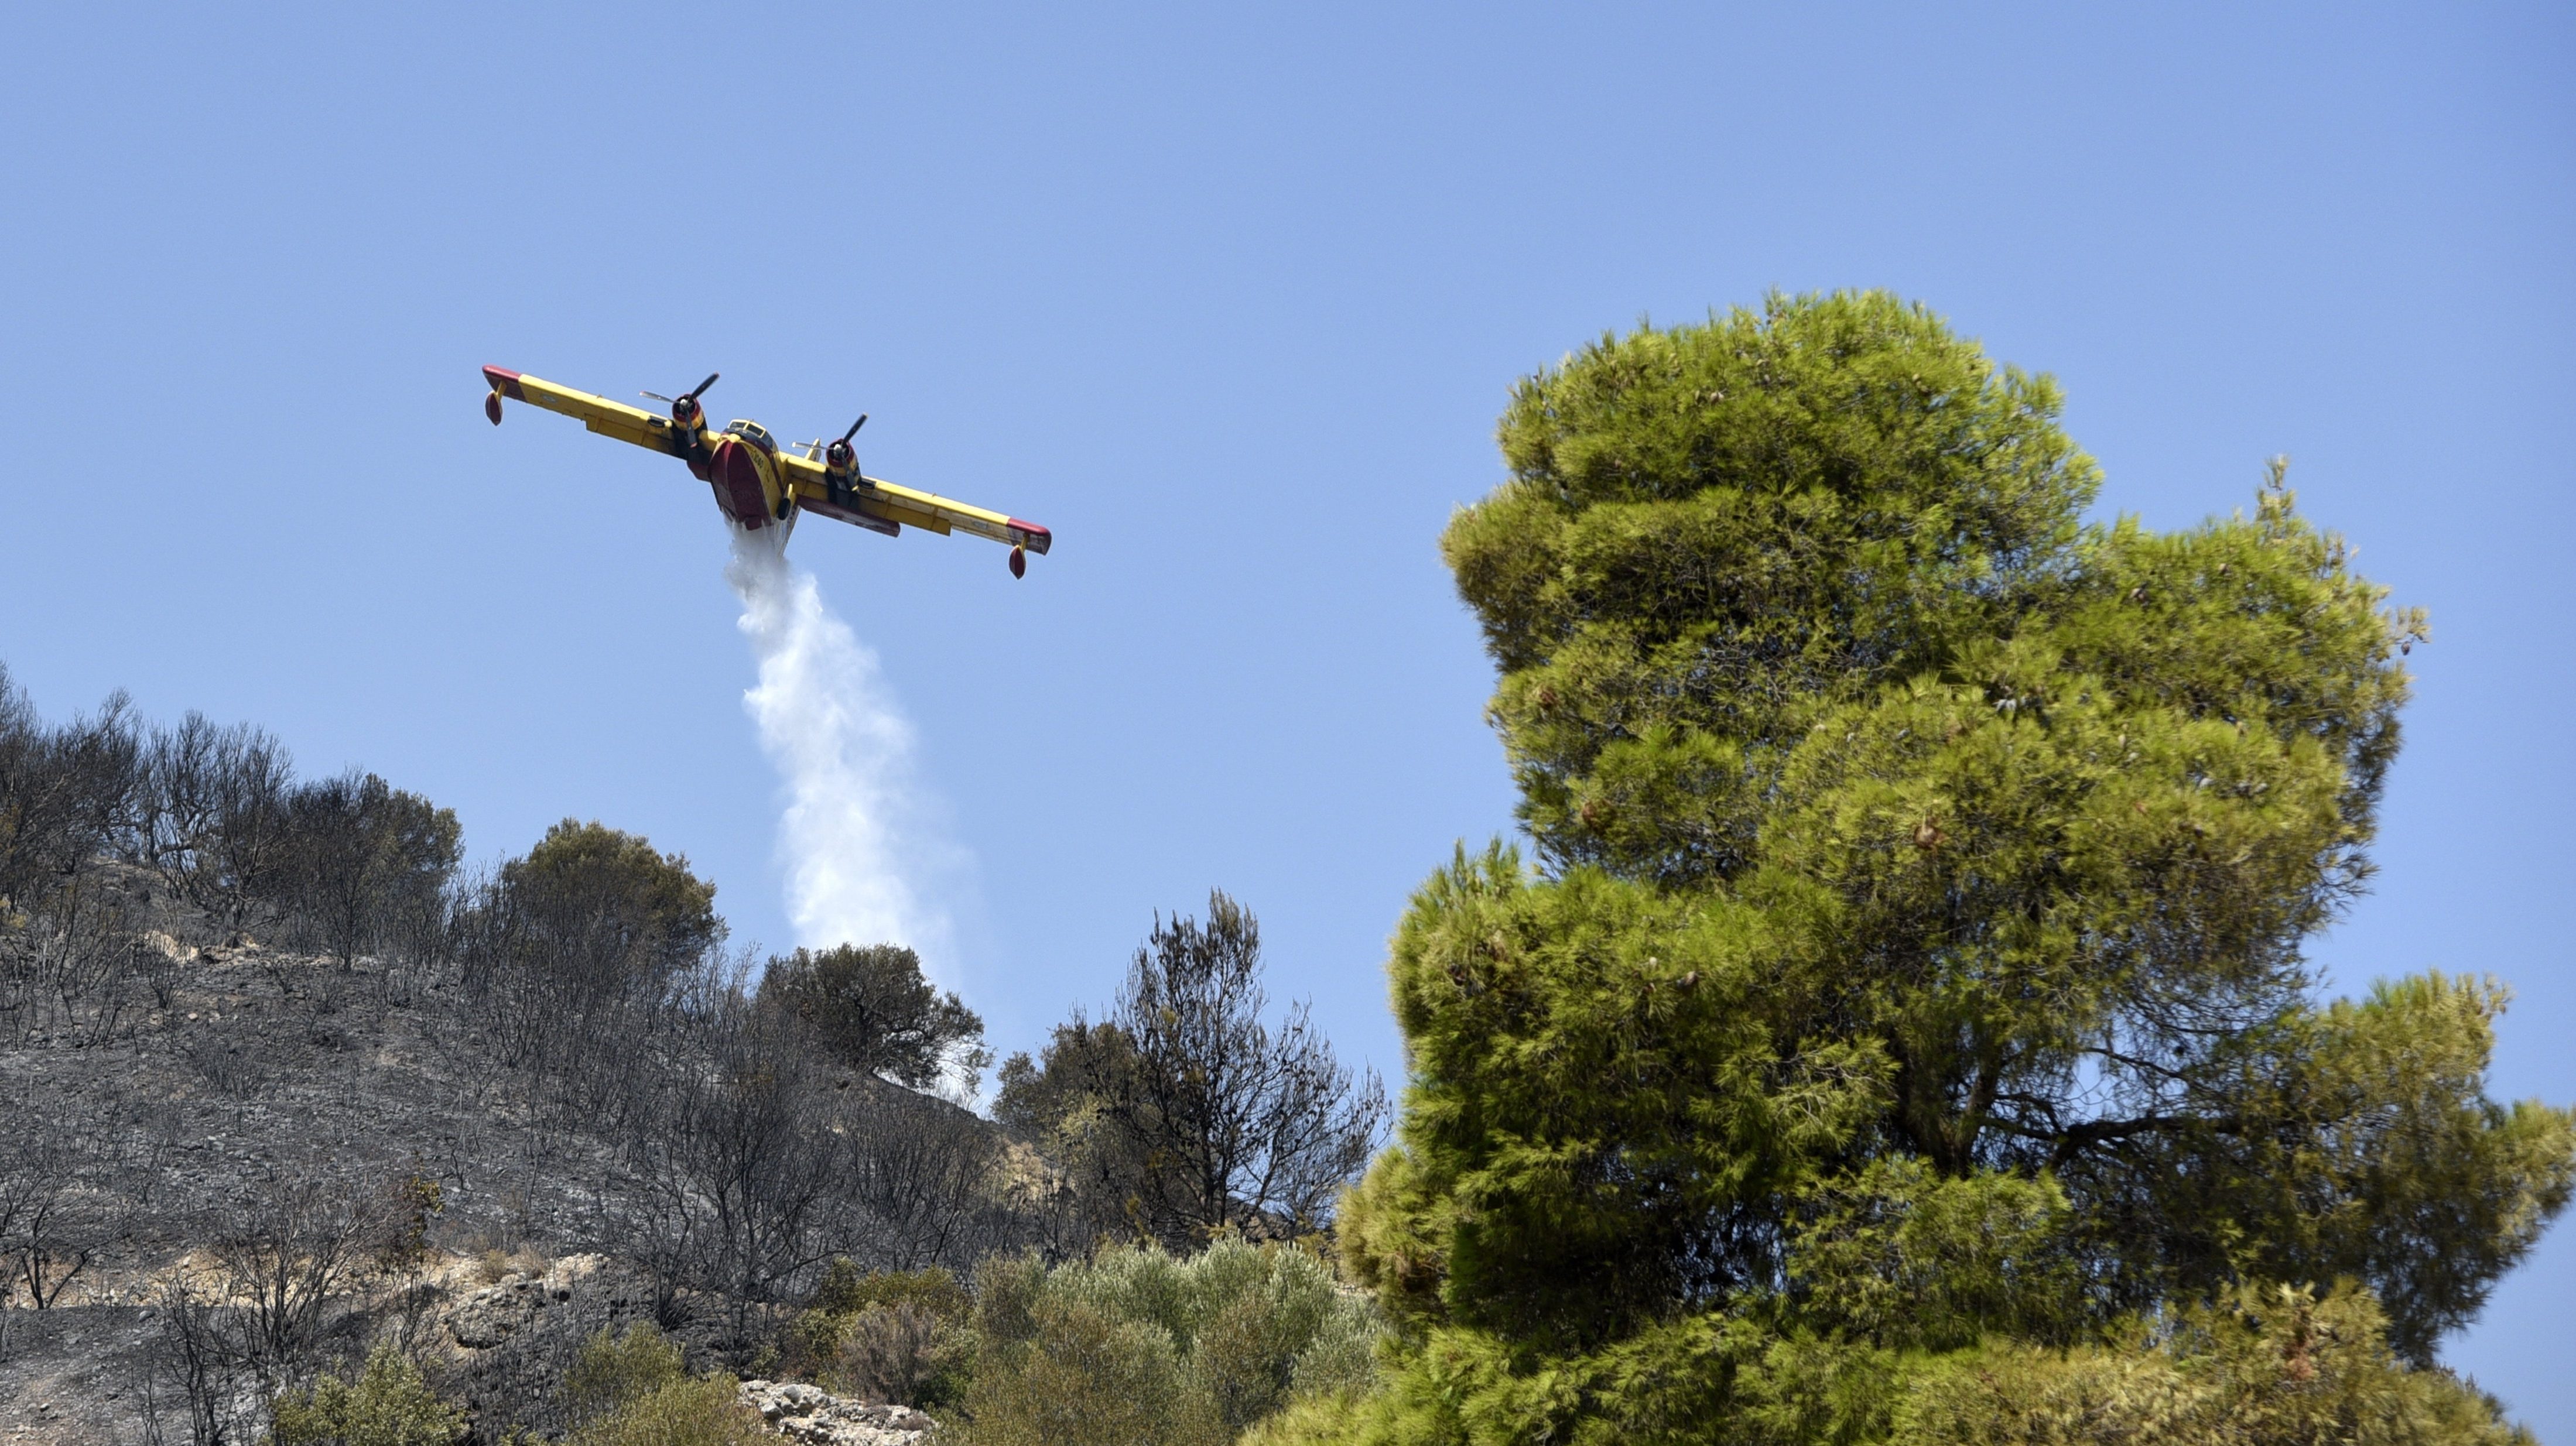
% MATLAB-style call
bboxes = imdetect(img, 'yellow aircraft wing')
[777,450,1053,556]
[481,366,682,456]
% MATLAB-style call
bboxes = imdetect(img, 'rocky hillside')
[0,867,1034,1442]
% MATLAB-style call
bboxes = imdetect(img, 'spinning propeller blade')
[642,376,719,403]
[641,374,720,423]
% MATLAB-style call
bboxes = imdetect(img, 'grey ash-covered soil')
[0,919,634,1441]
[0,869,960,1442]
[1,937,625,1260]
[0,1305,158,1444]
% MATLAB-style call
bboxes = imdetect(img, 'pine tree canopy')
[1307,292,2574,1445]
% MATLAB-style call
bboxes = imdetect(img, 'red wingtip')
[1007,519,1052,556]
[480,365,526,400]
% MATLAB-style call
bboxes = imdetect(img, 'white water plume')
[727,532,958,981]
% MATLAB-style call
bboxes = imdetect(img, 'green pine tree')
[1291,293,2573,1445]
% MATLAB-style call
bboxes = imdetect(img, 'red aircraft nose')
[710,437,771,529]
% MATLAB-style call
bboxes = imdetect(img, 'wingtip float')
[481,365,1052,577]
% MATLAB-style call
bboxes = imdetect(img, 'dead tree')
[0,1097,131,1308]
[841,1091,1008,1270]
[1003,892,1387,1248]
[203,1166,421,1379]
[277,770,461,968]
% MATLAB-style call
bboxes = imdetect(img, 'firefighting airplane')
[481,366,1053,576]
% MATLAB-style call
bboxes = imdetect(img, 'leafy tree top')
[1451,293,2409,889]
[1320,294,2568,1446]
[504,818,724,984]
[757,942,988,1090]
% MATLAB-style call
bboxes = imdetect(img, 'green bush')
[837,1303,971,1409]
[269,1345,463,1446]
[1891,1284,2533,1446]
[562,1324,686,1429]
[955,1238,1384,1444]
[956,1291,1224,1446]
[809,1261,973,1321]
[789,1263,976,1407]
[564,1376,765,1446]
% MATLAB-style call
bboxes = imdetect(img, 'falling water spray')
[726,532,957,982]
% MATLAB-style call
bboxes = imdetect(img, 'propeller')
[823,414,867,471]
[639,372,720,427]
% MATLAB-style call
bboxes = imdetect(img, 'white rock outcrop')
[738,1380,936,1445]
[444,1255,609,1348]
[446,1276,542,1348]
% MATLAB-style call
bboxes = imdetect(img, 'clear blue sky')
[6,3,2569,1429]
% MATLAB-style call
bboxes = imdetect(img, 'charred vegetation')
[0,663,1384,1442]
